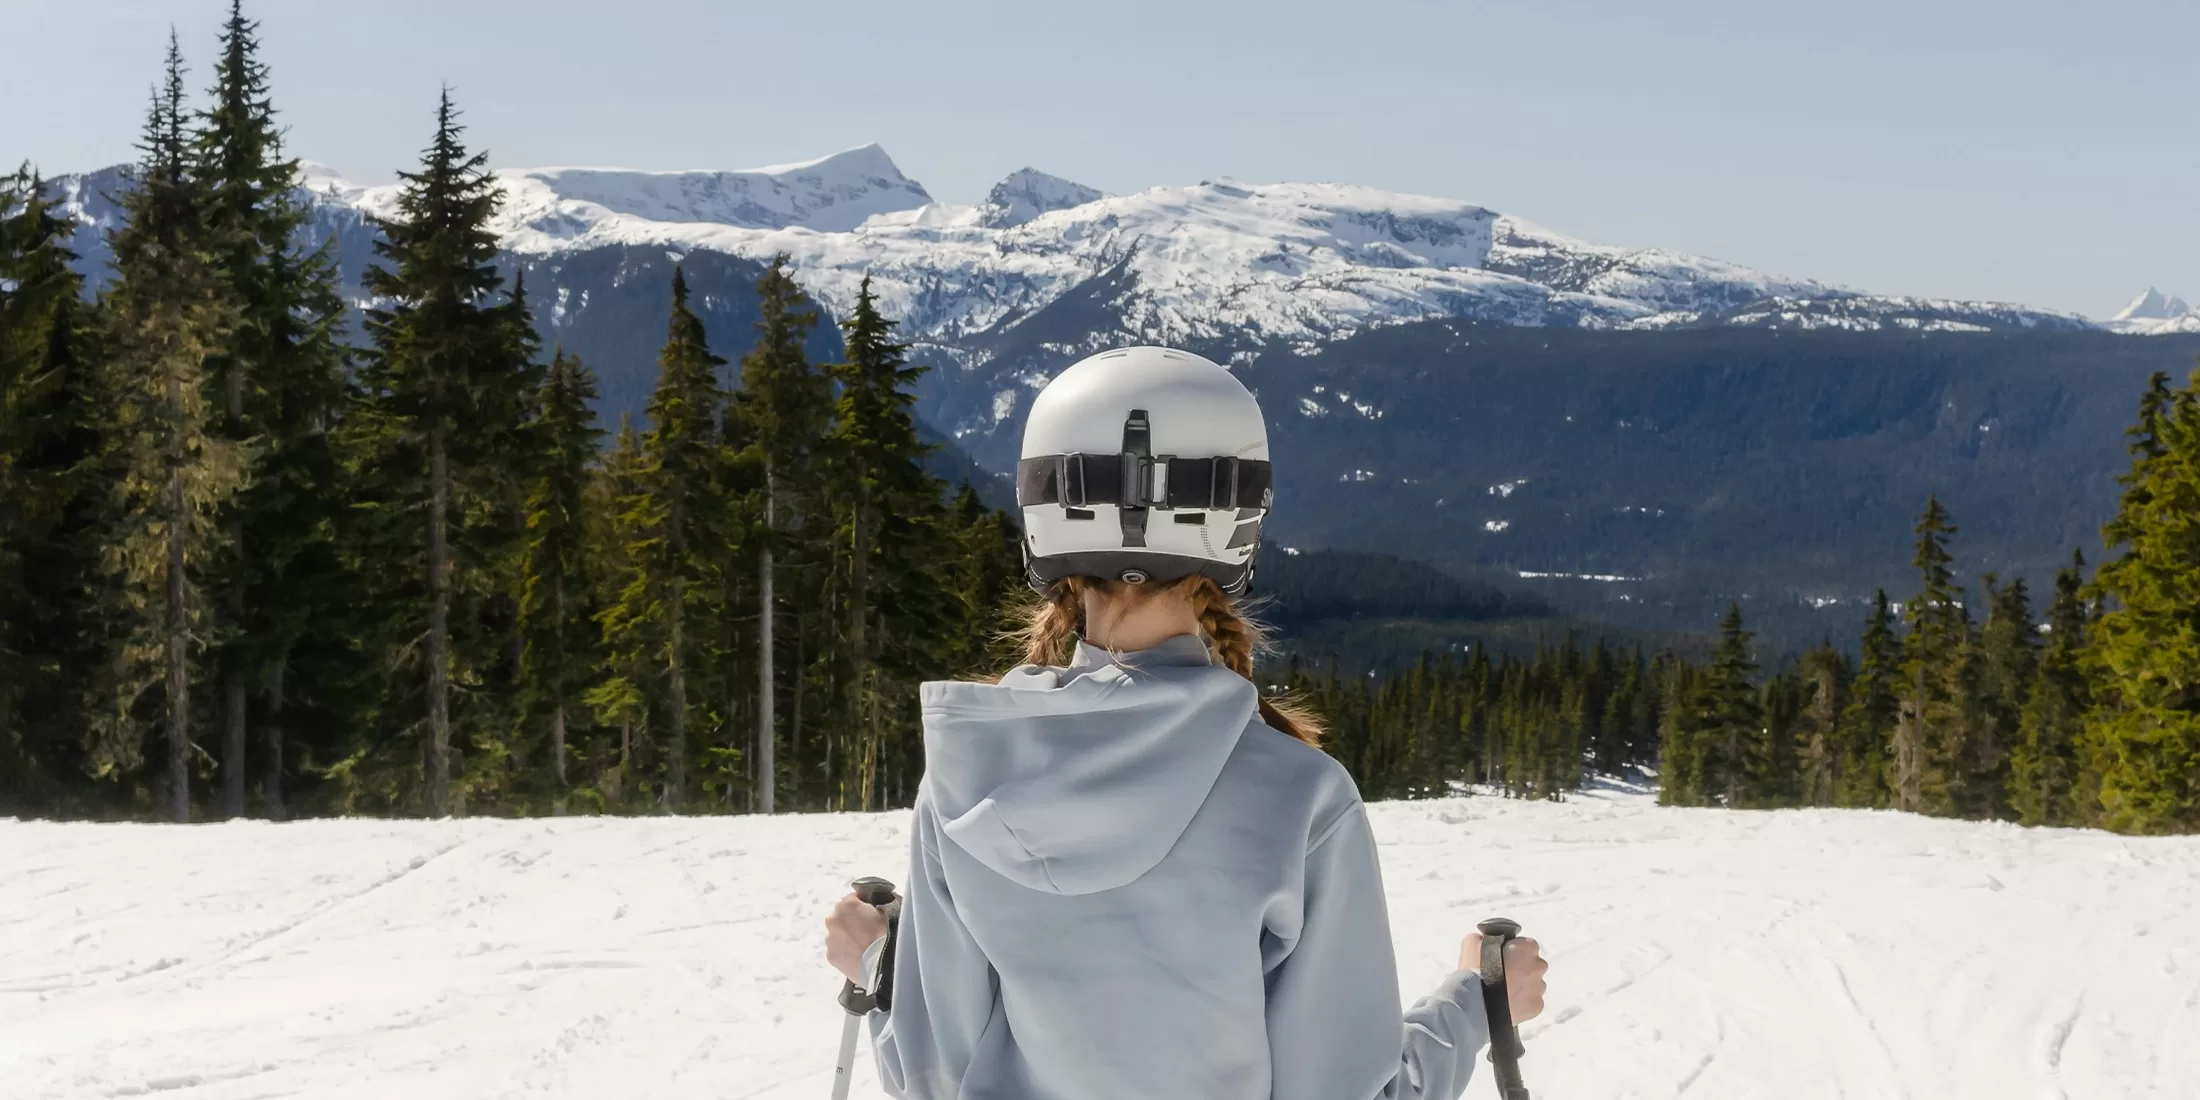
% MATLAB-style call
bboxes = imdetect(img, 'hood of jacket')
[916,634,1257,896]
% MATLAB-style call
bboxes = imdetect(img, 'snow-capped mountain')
[2116,287,2191,321]
[975,168,1105,229]
[54,143,2107,353]
[328,151,2103,351]
[2109,286,2200,334]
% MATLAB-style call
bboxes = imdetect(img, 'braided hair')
[1010,575,1323,746]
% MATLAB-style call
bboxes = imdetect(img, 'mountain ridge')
[52,143,2119,354]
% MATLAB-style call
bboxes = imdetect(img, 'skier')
[823,345,1549,1100]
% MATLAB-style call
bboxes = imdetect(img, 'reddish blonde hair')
[1009,574,1324,746]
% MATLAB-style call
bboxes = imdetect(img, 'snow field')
[5,786,2198,1099]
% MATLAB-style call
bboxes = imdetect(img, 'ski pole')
[831,876,900,1100]
[1477,917,1531,1100]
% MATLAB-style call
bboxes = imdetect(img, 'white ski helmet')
[1016,346,1274,594]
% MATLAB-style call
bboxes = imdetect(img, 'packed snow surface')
[7,786,2199,1099]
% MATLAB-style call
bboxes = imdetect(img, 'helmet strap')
[1119,408,1151,552]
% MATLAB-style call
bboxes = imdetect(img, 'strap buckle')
[1118,454,1170,509]
[1210,456,1241,510]
[1055,453,1089,507]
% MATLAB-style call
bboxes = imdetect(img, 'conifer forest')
[0,11,1023,822]
[4,7,2199,835]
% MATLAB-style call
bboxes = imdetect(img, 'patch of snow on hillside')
[8,793,2198,1099]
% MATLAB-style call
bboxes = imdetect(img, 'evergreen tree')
[730,253,827,814]
[595,270,727,811]
[516,349,603,799]
[2084,366,2200,833]
[1657,660,1709,806]
[939,484,1023,677]
[90,36,249,821]
[2011,551,2093,826]
[1704,602,1762,806]
[1956,574,2036,820]
[585,415,650,806]
[192,0,350,817]
[823,277,946,810]
[0,167,107,813]
[1756,670,1805,807]
[1898,496,1965,814]
[1626,647,1664,767]
[1796,644,1849,806]
[1840,591,1900,808]
[351,90,534,815]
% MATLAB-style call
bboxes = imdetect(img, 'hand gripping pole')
[831,877,901,1100]
[1477,917,1532,1100]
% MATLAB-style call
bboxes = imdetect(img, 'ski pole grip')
[1477,917,1528,1064]
[839,877,901,1017]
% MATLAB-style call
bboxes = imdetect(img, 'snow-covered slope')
[50,144,2100,352]
[7,787,2198,1099]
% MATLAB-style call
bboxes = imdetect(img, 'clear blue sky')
[7,0,2194,318]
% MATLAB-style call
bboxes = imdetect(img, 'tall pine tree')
[586,415,651,807]
[352,90,534,815]
[597,269,728,811]
[1706,603,1762,806]
[731,254,827,814]
[1956,574,2036,820]
[2011,552,2093,826]
[0,167,108,813]
[193,0,350,817]
[1796,644,1848,806]
[92,36,249,821]
[823,277,945,810]
[1840,590,1900,808]
[1898,497,1964,814]
[2084,368,2200,833]
[516,348,603,799]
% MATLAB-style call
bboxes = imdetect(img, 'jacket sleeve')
[1266,804,1490,1100]
[863,792,998,1100]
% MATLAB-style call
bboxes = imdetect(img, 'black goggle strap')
[1015,453,1273,513]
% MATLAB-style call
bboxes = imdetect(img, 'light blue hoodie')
[859,635,1490,1100]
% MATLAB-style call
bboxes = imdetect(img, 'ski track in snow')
[5,787,2199,1099]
